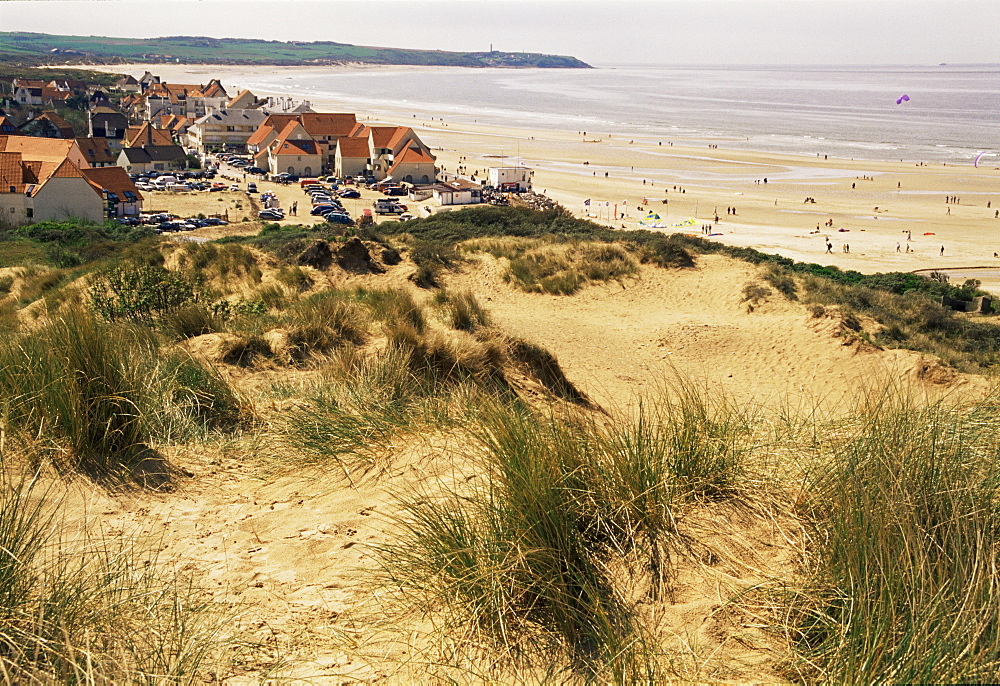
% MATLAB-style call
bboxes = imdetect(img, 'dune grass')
[381,385,760,680]
[790,391,1000,682]
[465,236,638,295]
[0,471,237,681]
[0,309,245,484]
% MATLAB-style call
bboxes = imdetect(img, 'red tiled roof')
[337,137,370,158]
[75,137,117,165]
[368,126,397,148]
[394,146,435,165]
[297,113,357,137]
[387,126,415,150]
[50,158,82,178]
[277,139,318,155]
[81,166,144,202]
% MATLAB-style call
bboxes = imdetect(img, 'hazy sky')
[2,0,998,66]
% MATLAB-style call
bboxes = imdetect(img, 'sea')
[233,63,1000,165]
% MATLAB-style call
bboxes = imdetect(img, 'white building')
[488,166,533,192]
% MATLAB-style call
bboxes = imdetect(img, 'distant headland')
[0,32,592,69]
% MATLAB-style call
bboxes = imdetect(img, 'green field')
[0,32,591,68]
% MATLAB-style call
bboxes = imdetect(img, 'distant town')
[0,70,538,229]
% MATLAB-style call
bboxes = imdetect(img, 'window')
[26,208,33,218]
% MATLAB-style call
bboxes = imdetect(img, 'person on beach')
[897,243,901,252]
[826,241,833,254]
[940,246,945,256]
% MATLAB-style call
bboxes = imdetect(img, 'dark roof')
[144,145,187,162]
[120,147,152,164]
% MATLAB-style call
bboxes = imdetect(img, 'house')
[81,166,144,217]
[17,111,76,139]
[264,121,322,177]
[0,116,16,135]
[488,166,533,192]
[88,105,128,146]
[156,114,191,139]
[0,139,109,224]
[432,179,483,206]
[366,126,434,181]
[47,79,86,93]
[0,135,90,171]
[124,121,175,148]
[113,74,141,93]
[334,137,371,179]
[246,114,300,168]
[226,89,266,110]
[386,145,436,184]
[75,138,117,167]
[117,145,186,174]
[187,108,269,155]
[13,85,43,107]
[296,113,358,171]
[143,80,229,120]
[138,71,161,89]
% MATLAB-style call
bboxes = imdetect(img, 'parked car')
[247,183,258,193]
[311,204,341,215]
[202,218,228,226]
[258,209,285,220]
[323,213,354,225]
[246,167,266,175]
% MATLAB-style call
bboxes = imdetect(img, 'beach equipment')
[973,151,996,168]
[895,94,910,104]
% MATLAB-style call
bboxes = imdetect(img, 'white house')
[432,179,483,206]
[488,166,533,192]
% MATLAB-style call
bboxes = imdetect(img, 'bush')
[90,264,193,322]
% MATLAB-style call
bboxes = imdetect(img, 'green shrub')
[89,264,193,322]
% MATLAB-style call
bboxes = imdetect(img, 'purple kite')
[974,151,995,168]
[896,94,910,104]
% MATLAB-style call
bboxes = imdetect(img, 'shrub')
[89,264,193,322]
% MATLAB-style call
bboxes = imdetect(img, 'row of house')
[0,135,143,225]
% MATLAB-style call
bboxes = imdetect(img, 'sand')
[25,63,993,681]
[92,63,1000,294]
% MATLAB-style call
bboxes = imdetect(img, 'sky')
[2,0,999,66]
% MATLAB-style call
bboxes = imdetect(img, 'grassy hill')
[0,32,592,68]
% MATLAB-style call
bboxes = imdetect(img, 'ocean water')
[236,64,1000,164]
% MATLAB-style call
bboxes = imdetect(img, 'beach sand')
[92,63,1000,293]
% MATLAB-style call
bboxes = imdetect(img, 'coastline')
[89,63,1000,292]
